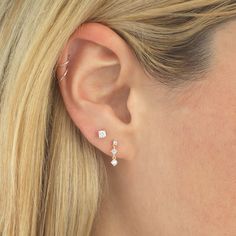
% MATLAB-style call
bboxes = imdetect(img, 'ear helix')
[98,130,119,167]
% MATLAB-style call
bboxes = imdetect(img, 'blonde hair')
[0,0,236,235]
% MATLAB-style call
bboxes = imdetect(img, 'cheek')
[180,107,236,163]
[168,100,236,228]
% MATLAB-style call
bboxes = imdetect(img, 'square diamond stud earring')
[98,130,107,139]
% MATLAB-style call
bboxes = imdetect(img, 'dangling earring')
[98,130,119,166]
[110,140,118,166]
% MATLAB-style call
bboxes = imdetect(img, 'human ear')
[55,23,141,163]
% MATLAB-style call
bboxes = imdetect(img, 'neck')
[91,159,162,236]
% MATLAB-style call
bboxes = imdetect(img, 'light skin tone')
[56,20,236,235]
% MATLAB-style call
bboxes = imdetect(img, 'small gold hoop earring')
[56,55,70,82]
[58,69,68,82]
[57,59,69,67]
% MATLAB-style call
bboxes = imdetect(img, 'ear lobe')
[56,23,136,162]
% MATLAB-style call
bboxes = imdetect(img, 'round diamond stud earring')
[111,140,118,166]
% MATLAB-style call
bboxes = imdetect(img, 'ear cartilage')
[111,140,118,166]
[98,130,107,139]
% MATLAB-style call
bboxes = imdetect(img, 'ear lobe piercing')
[98,130,107,139]
[111,140,118,166]
[56,55,70,82]
[97,130,119,166]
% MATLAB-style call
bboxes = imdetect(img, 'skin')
[57,20,236,235]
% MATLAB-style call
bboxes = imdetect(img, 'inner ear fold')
[69,38,120,100]
[68,38,131,124]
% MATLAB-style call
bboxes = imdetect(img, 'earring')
[98,130,107,139]
[56,55,70,82]
[97,130,118,166]
[111,140,118,166]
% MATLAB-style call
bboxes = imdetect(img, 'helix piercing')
[58,69,68,82]
[57,59,70,67]
[56,55,70,82]
[111,140,118,166]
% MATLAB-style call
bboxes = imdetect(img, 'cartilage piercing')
[58,69,68,82]
[57,59,70,67]
[56,55,70,82]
